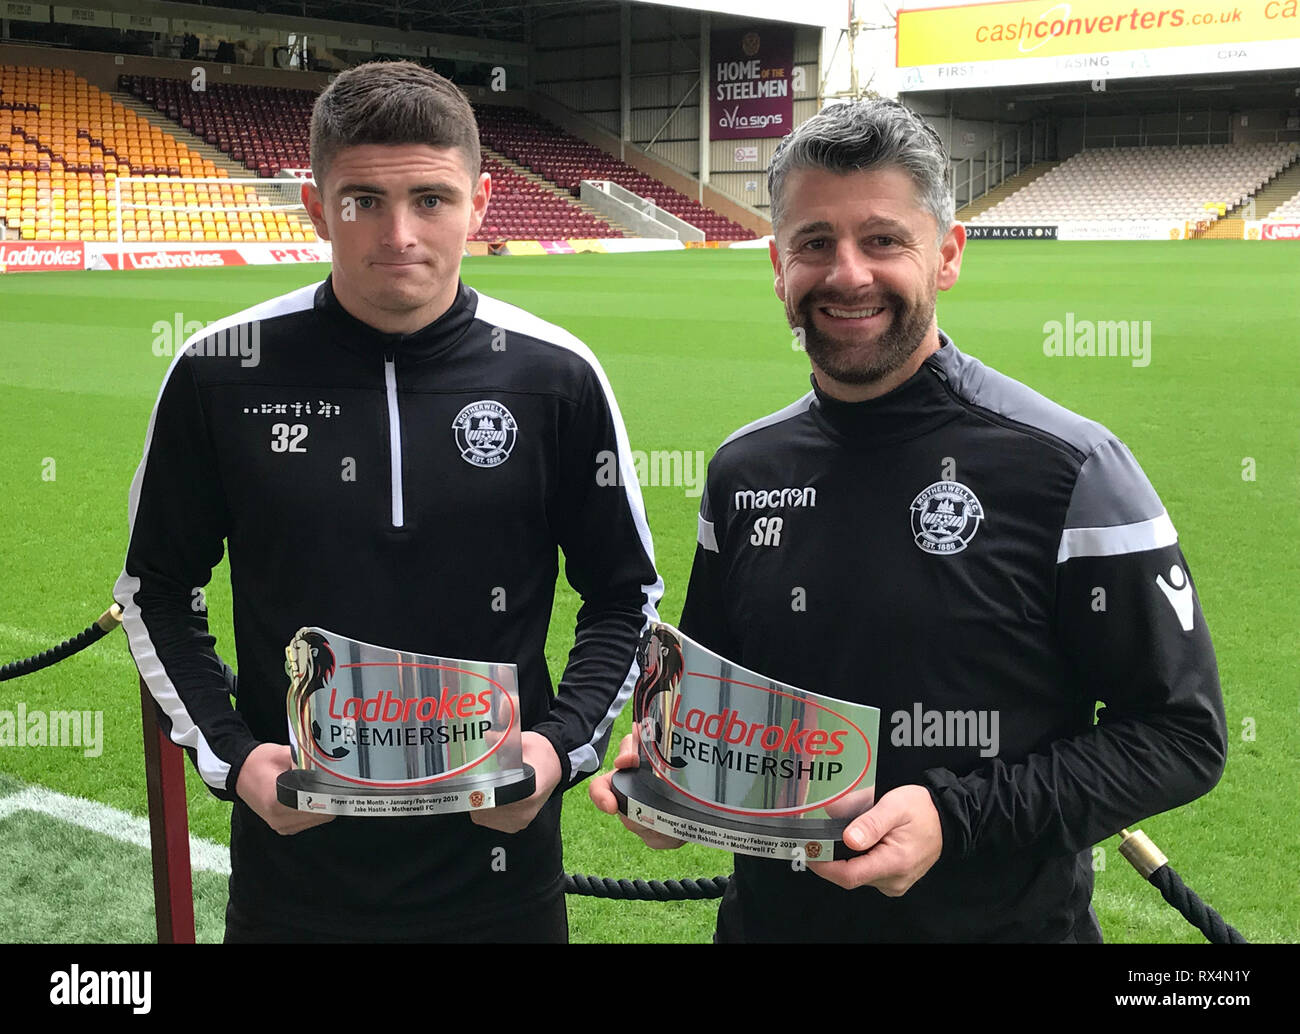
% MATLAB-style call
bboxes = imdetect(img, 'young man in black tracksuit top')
[115,63,661,941]
[590,99,1226,942]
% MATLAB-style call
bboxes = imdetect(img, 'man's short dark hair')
[310,60,481,190]
[767,99,953,239]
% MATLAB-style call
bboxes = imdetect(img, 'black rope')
[563,872,729,900]
[1148,864,1248,944]
[0,621,113,682]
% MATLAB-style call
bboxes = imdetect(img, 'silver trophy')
[612,623,880,860]
[276,627,535,816]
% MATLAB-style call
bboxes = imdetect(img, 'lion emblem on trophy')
[285,627,343,765]
[633,624,687,771]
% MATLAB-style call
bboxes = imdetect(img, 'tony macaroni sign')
[613,624,880,860]
[277,627,535,816]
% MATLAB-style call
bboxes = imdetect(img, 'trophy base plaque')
[277,765,535,817]
[612,768,860,862]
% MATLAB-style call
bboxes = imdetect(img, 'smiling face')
[303,142,490,334]
[770,165,965,402]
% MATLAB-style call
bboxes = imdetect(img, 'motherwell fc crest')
[910,481,983,555]
[453,400,518,467]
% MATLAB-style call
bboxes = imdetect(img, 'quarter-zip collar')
[808,330,960,446]
[313,274,478,363]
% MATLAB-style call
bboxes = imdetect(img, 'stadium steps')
[482,147,633,237]
[956,161,1061,222]
[1241,156,1300,219]
[108,91,255,180]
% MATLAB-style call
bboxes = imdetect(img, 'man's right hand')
[236,743,335,836]
[588,732,686,850]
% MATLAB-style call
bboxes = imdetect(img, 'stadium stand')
[475,154,624,239]
[1269,191,1300,219]
[119,73,624,241]
[117,73,769,239]
[475,105,752,240]
[1252,157,1300,219]
[971,142,1300,226]
[120,75,310,179]
[0,65,315,243]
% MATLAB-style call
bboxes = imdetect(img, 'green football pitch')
[0,244,1296,943]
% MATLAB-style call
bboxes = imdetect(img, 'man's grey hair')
[768,99,954,239]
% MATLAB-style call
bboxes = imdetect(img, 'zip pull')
[383,352,405,528]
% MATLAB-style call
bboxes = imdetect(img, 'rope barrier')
[1118,827,1248,944]
[0,605,121,682]
[563,873,729,900]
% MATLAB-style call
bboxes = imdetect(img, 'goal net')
[113,177,318,245]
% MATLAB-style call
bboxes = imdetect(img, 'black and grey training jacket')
[680,332,1226,943]
[115,276,661,936]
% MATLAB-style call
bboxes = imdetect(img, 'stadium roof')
[164,0,845,42]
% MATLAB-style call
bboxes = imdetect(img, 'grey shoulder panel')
[931,337,1112,457]
[1065,438,1165,530]
[932,335,1173,559]
[716,392,815,452]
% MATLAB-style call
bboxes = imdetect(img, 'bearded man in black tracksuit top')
[590,99,1226,943]
[115,63,661,942]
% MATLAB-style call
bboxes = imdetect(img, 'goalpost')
[113,176,319,246]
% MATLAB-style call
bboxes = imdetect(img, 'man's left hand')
[808,784,943,895]
[469,731,563,834]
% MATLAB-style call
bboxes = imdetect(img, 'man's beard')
[789,288,935,386]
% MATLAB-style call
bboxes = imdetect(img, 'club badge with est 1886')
[612,623,880,860]
[276,627,535,816]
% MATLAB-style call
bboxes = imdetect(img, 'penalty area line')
[0,783,230,874]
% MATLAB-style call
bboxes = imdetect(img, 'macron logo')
[733,486,817,510]
[1155,564,1194,632]
[50,965,151,1014]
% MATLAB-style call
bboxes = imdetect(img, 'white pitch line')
[0,785,230,874]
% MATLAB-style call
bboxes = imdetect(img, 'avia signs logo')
[0,241,85,272]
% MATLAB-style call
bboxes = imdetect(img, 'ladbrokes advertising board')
[0,241,85,272]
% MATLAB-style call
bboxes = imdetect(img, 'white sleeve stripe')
[1057,510,1178,563]
[114,574,231,792]
[698,515,719,553]
[113,285,319,792]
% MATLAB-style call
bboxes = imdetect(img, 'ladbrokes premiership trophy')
[612,623,880,860]
[276,627,535,816]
